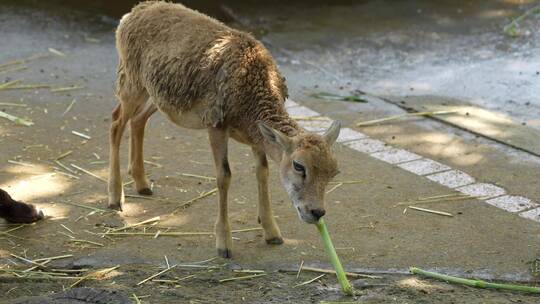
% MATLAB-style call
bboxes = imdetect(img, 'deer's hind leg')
[108,72,148,210]
[128,100,157,195]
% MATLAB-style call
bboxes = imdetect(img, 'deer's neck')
[251,101,301,163]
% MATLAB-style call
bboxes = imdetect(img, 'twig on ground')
[408,206,453,217]
[68,239,104,247]
[219,273,267,283]
[0,111,33,126]
[180,173,216,181]
[62,99,76,116]
[51,85,83,93]
[55,150,73,160]
[326,183,343,194]
[296,260,304,279]
[48,48,66,57]
[356,110,458,127]
[7,160,34,167]
[71,131,91,140]
[106,216,160,233]
[294,274,325,287]
[70,164,107,182]
[137,265,177,286]
[300,266,382,279]
[69,265,119,288]
[172,188,218,213]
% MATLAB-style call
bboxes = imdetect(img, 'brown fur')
[116,1,296,141]
[109,1,340,258]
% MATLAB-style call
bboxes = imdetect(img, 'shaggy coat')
[110,1,340,258]
[117,1,298,143]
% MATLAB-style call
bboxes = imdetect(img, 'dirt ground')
[1,1,540,303]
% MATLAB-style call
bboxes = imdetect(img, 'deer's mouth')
[295,206,318,224]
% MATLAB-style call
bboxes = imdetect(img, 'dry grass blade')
[70,164,107,182]
[326,183,343,194]
[0,111,34,126]
[33,254,73,262]
[408,206,453,217]
[100,227,261,237]
[180,173,216,181]
[59,201,110,213]
[296,260,304,279]
[0,102,27,107]
[0,84,50,91]
[70,265,120,288]
[55,160,77,174]
[137,265,177,286]
[51,85,83,93]
[233,269,265,274]
[394,194,473,207]
[0,53,49,70]
[294,274,325,287]
[356,110,458,127]
[68,239,104,247]
[172,188,218,213]
[71,131,91,140]
[48,48,66,57]
[62,99,77,116]
[144,160,162,168]
[7,160,34,167]
[0,79,22,89]
[329,180,363,185]
[300,266,382,279]
[55,150,73,160]
[107,216,160,233]
[10,254,49,269]
[0,65,27,74]
[219,273,267,283]
[60,224,75,234]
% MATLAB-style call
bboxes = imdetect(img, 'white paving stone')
[297,119,334,132]
[519,208,540,222]
[302,126,326,134]
[344,138,390,154]
[287,106,320,117]
[426,170,475,188]
[485,195,538,213]
[398,158,451,176]
[337,128,368,143]
[456,183,506,198]
[284,99,299,108]
[370,148,422,164]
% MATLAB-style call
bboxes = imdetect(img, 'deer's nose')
[310,208,326,220]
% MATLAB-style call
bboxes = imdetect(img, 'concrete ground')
[1,1,539,303]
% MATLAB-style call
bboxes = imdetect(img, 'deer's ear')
[258,123,293,152]
[324,120,341,146]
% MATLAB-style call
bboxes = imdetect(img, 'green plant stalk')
[410,267,540,293]
[316,218,354,295]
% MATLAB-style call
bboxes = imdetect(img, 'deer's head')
[259,122,340,224]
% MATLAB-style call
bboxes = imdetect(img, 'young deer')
[109,1,341,258]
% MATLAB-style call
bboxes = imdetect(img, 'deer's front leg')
[252,148,283,245]
[208,127,233,258]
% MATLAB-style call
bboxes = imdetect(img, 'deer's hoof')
[108,202,123,211]
[217,248,232,258]
[138,188,153,196]
[266,237,284,245]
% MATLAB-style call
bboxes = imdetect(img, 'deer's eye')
[292,160,305,175]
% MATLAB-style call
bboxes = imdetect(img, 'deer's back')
[116,1,288,130]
